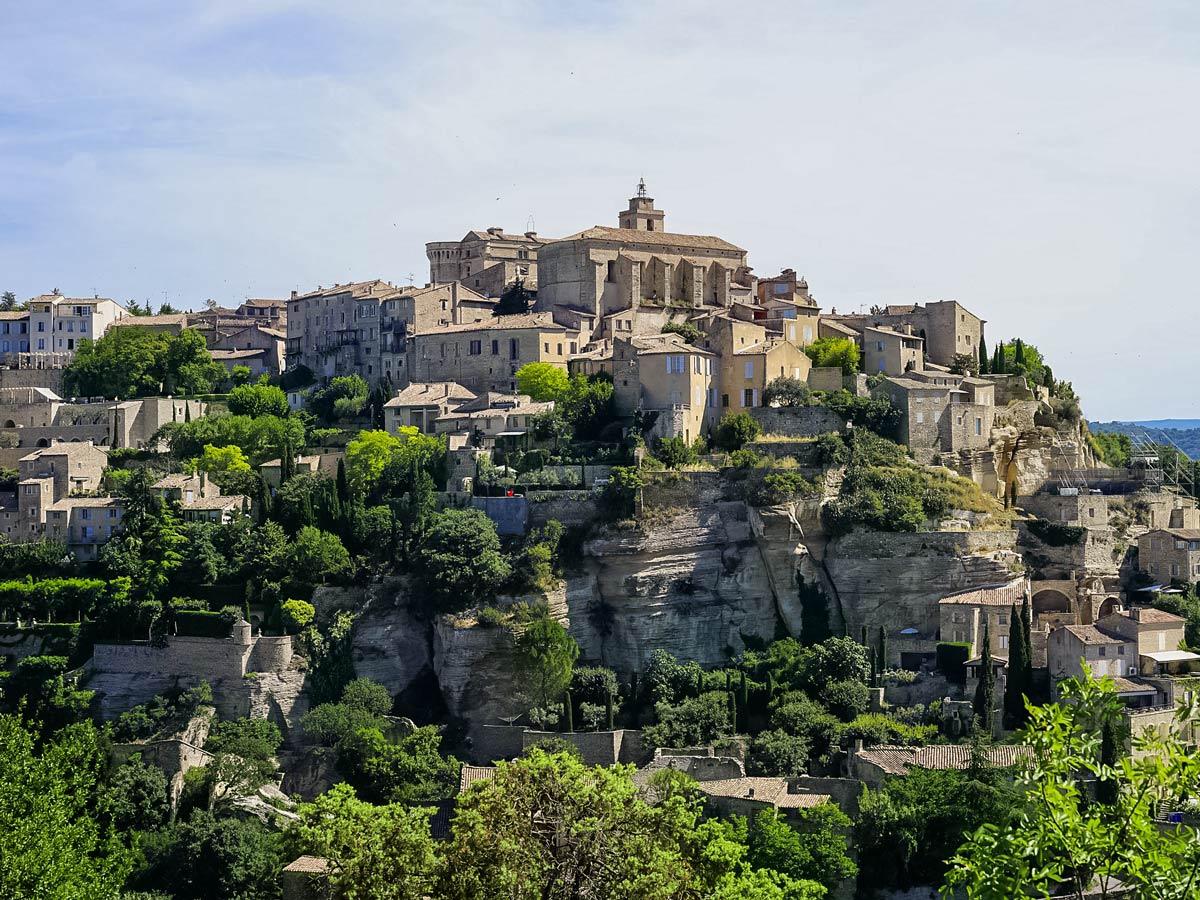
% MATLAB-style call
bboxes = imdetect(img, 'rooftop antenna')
[637,177,647,198]
[526,214,536,233]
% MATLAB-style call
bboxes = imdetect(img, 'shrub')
[661,321,704,345]
[814,432,849,466]
[476,606,506,628]
[838,713,937,747]
[748,728,811,776]
[818,679,871,721]
[280,599,315,634]
[763,377,812,407]
[643,692,732,748]
[729,447,763,468]
[804,337,859,375]
[755,471,813,505]
[714,412,762,452]
[570,666,619,706]
[824,391,899,437]
[1026,518,1087,547]
[654,437,698,469]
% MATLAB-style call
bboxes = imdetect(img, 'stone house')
[862,325,924,376]
[383,382,477,434]
[1047,624,1138,684]
[535,187,749,331]
[377,283,496,387]
[938,578,1028,659]
[235,298,286,323]
[27,294,128,358]
[876,374,994,458]
[285,280,405,384]
[109,398,207,450]
[1095,607,1187,661]
[408,313,575,395]
[1138,528,1200,583]
[610,333,718,444]
[704,317,811,414]
[432,393,553,440]
[0,311,31,364]
[427,227,544,293]
[44,496,124,560]
[822,300,985,368]
[208,322,286,377]
[693,777,835,821]
[850,744,1032,790]
[259,454,323,491]
[1136,492,1200,531]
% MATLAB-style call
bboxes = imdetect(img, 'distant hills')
[1090,420,1200,459]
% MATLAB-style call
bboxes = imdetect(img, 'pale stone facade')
[27,294,128,358]
[383,382,477,434]
[862,325,924,376]
[823,300,984,368]
[609,333,718,443]
[427,228,544,293]
[408,313,574,395]
[876,374,994,457]
[1138,528,1200,582]
[938,578,1028,659]
[536,189,749,337]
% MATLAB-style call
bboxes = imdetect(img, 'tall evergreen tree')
[973,621,995,733]
[605,691,615,730]
[493,278,532,316]
[1014,338,1026,367]
[877,625,888,672]
[992,343,1005,375]
[978,336,989,375]
[562,691,574,733]
[1020,595,1033,686]
[335,458,350,505]
[737,671,749,732]
[1003,602,1028,729]
[1097,716,1123,805]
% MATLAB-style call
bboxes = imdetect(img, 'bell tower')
[618,178,665,232]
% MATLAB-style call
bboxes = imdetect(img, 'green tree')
[661,321,704,345]
[311,374,370,422]
[654,435,699,468]
[227,382,289,418]
[515,613,579,713]
[643,691,733,748]
[280,598,316,634]
[0,717,132,899]
[515,362,570,401]
[978,336,989,374]
[287,783,438,900]
[804,337,859,375]
[945,672,1200,900]
[191,443,251,477]
[973,620,994,731]
[416,509,510,613]
[104,758,171,833]
[747,805,857,892]
[763,376,812,407]
[288,526,352,584]
[714,411,763,451]
[339,725,461,804]
[493,277,533,316]
[230,364,252,386]
[0,290,17,311]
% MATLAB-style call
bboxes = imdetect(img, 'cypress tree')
[738,671,749,731]
[766,671,775,700]
[1097,716,1123,804]
[1014,338,1026,367]
[184,402,192,423]
[336,458,350,505]
[1003,602,1028,729]
[978,336,989,375]
[605,691,615,730]
[974,621,995,733]
[563,691,574,733]
[725,671,732,693]
[727,691,737,730]
[869,647,878,688]
[1020,595,1033,690]
[695,668,704,698]
[878,625,888,672]
[861,625,868,648]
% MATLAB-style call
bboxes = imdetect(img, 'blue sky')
[1,1,1197,419]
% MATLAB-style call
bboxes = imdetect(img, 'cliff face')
[822,529,1020,642]
[567,502,781,677]
[432,615,527,723]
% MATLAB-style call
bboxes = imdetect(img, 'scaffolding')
[1130,430,1197,498]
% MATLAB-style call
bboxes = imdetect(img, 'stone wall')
[808,367,844,393]
[91,635,255,682]
[882,672,964,707]
[526,491,599,528]
[521,728,648,766]
[0,367,64,394]
[472,495,529,535]
[470,724,526,763]
[748,406,846,438]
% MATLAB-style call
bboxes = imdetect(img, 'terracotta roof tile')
[552,226,744,253]
[939,579,1027,607]
[459,765,497,792]
[856,744,1032,776]
[283,855,329,874]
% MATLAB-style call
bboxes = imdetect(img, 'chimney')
[854,739,864,754]
[746,787,754,798]
[524,231,537,239]
[199,470,208,497]
[291,290,298,300]
[1131,607,1141,622]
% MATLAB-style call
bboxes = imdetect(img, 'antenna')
[526,214,536,233]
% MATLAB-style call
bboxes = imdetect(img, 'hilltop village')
[3,186,1199,899]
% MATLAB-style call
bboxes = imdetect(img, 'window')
[509,338,519,360]
[570,342,577,354]
[744,361,753,379]
[37,321,44,332]
[667,355,685,374]
[544,342,549,353]
[705,358,712,375]
[1098,646,1106,657]
[998,614,1008,625]
[1117,645,1125,655]
[916,412,925,424]
[721,394,729,408]
[80,509,90,520]
[469,340,482,355]
[606,260,616,282]
[37,339,44,350]
[999,635,1009,649]
[557,343,562,355]
[67,339,74,350]
[743,388,755,408]
[491,340,499,355]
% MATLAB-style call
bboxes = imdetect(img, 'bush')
[748,728,811,776]
[280,599,314,634]
[570,666,619,706]
[818,679,871,721]
[661,321,704,345]
[763,377,812,407]
[643,692,732,748]
[729,447,763,468]
[755,471,813,505]
[1026,518,1087,546]
[476,607,507,628]
[824,391,899,437]
[804,337,859,375]
[714,412,762,452]
[814,432,849,466]
[838,713,937,747]
[654,436,698,469]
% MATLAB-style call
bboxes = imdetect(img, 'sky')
[1,1,1197,421]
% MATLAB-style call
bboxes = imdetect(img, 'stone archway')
[1032,588,1072,615]
[2,420,15,428]
[1097,596,1120,620]
[35,438,50,448]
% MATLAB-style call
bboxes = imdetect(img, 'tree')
[104,759,171,833]
[310,374,369,422]
[747,805,857,893]
[280,598,316,634]
[654,435,698,468]
[949,352,979,376]
[0,290,17,311]
[1003,599,1033,729]
[288,526,352,584]
[973,621,994,731]
[287,783,438,900]
[226,382,289,418]
[559,373,616,436]
[661,321,704,345]
[804,337,859,374]
[132,809,279,900]
[493,278,533,316]
[978,336,989,374]
[714,411,763,451]
[516,362,570,401]
[338,725,461,804]
[945,672,1200,900]
[748,728,811,777]
[516,613,579,713]
[763,376,812,407]
[0,717,131,899]
[191,443,251,477]
[416,509,510,613]
[230,365,252,386]
[643,691,733,748]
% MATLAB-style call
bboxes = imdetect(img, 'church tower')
[618,178,665,232]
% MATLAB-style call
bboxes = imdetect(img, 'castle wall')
[748,406,846,437]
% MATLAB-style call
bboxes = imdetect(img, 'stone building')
[0,311,31,364]
[850,744,1032,790]
[426,227,544,294]
[704,317,811,414]
[938,578,1028,658]
[1047,623,1137,683]
[609,333,718,444]
[823,300,984,368]
[1095,607,1187,660]
[1138,528,1200,583]
[383,382,477,434]
[27,294,128,358]
[875,373,995,459]
[377,283,495,385]
[285,280,403,384]
[235,298,286,323]
[535,186,750,336]
[208,322,286,378]
[861,325,924,376]
[408,313,574,395]
[432,392,554,439]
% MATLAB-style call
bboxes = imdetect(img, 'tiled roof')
[385,382,476,408]
[552,226,745,253]
[1153,528,1200,541]
[110,314,192,327]
[459,765,497,792]
[1108,676,1156,694]
[47,497,121,510]
[1130,608,1185,624]
[412,313,566,335]
[694,777,831,809]
[939,579,1027,607]
[153,474,201,490]
[182,495,244,510]
[292,280,407,302]
[20,442,107,461]
[856,744,1032,776]
[241,298,285,308]
[283,855,329,874]
[211,349,268,360]
[0,311,29,320]
[1061,624,1125,646]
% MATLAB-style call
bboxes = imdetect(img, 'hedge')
[1026,518,1087,547]
[0,578,110,620]
[173,610,235,639]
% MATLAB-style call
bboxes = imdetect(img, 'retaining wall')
[749,406,847,437]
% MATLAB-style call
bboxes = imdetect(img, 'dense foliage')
[63,327,226,398]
